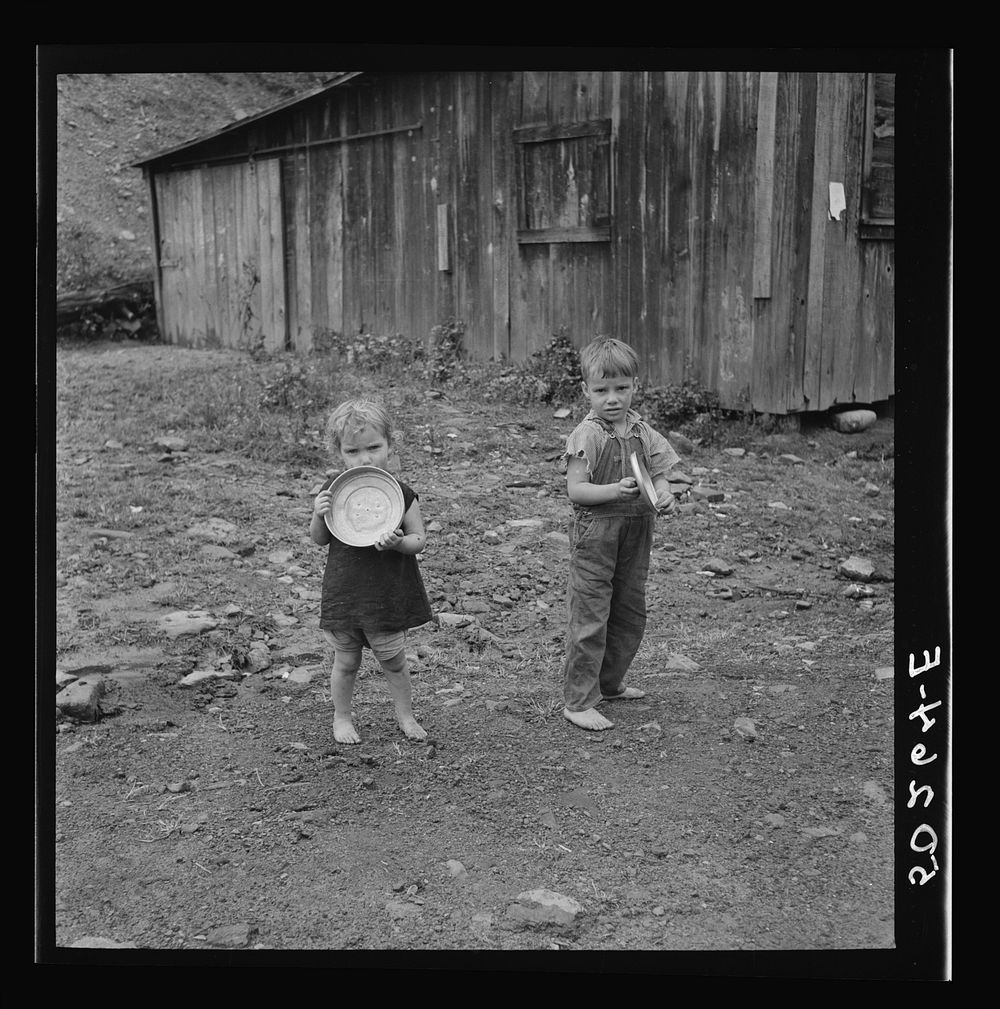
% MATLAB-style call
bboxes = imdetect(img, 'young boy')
[561,337,681,731]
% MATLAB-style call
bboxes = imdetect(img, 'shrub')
[425,318,466,384]
[523,333,581,405]
[636,379,720,431]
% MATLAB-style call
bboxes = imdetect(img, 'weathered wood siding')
[143,69,894,412]
[155,159,286,350]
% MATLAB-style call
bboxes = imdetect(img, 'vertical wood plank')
[179,170,196,346]
[802,73,835,409]
[521,71,548,124]
[200,167,221,346]
[662,71,691,387]
[243,159,262,348]
[753,71,778,299]
[820,72,864,409]
[490,71,514,361]
[715,71,758,407]
[293,150,312,349]
[154,174,172,342]
[222,164,241,346]
[190,168,207,346]
[753,72,803,413]
[310,147,330,342]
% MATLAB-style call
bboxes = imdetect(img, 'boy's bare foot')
[333,718,361,745]
[397,716,427,741]
[602,686,646,700]
[563,707,614,731]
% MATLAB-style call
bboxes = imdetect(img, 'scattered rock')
[849,832,869,844]
[800,826,842,841]
[842,583,876,598]
[444,859,468,877]
[862,780,888,806]
[427,521,444,533]
[764,813,785,829]
[153,436,188,452]
[244,642,272,674]
[874,667,893,680]
[722,447,746,458]
[178,669,233,688]
[267,549,295,565]
[205,923,256,948]
[663,653,701,671]
[553,407,572,419]
[768,501,792,510]
[702,557,734,576]
[733,717,757,740]
[508,518,543,528]
[183,518,238,542]
[668,431,695,454]
[159,610,220,638]
[863,482,881,497]
[830,409,877,433]
[838,556,875,582]
[778,454,805,465]
[200,544,239,561]
[691,486,725,503]
[56,677,107,722]
[438,612,474,629]
[794,599,812,610]
[69,935,132,948]
[506,889,584,928]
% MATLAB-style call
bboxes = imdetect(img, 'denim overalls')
[563,425,656,712]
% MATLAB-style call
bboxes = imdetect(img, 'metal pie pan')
[325,466,405,547]
[629,450,659,511]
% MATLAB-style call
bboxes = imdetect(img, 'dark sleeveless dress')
[318,477,433,634]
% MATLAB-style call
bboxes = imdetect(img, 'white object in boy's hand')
[629,451,660,511]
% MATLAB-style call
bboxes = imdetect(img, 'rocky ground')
[45,343,897,962]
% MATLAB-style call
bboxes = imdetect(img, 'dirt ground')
[43,342,897,961]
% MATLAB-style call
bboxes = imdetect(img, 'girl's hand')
[375,527,404,552]
[313,489,333,518]
[616,477,640,501]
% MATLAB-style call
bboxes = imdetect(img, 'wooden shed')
[134,70,895,415]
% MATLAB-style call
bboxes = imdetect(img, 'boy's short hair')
[580,337,640,383]
[326,397,398,453]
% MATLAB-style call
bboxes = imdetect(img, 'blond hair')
[326,397,398,454]
[579,337,639,383]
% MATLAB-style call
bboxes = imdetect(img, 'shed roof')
[130,72,362,169]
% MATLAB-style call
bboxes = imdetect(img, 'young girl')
[311,398,432,744]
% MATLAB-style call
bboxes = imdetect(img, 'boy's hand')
[313,489,333,518]
[655,489,677,513]
[616,477,640,501]
[375,527,404,552]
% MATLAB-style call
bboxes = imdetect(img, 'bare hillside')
[55,73,336,294]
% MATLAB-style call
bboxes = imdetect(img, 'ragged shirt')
[562,408,681,490]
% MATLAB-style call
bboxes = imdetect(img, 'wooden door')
[156,159,287,350]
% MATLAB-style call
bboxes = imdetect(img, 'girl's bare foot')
[397,716,427,741]
[563,707,614,731]
[333,718,361,744]
[602,686,647,700]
